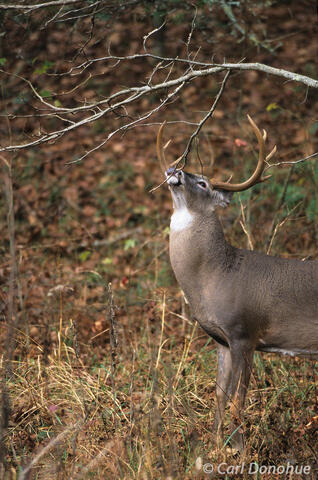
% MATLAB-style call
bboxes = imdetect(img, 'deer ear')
[212,189,233,208]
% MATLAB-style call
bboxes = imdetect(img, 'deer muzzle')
[166,168,183,187]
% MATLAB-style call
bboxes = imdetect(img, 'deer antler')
[210,115,277,192]
[156,121,170,174]
[157,122,183,173]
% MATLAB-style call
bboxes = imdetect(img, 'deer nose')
[166,167,177,175]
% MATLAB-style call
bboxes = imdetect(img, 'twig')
[18,421,83,480]
[239,199,254,251]
[0,156,17,361]
[178,70,231,167]
[185,6,198,71]
[0,59,317,154]
[64,54,318,89]
[0,58,317,156]
[266,202,302,255]
[155,291,166,369]
[143,20,166,52]
[220,0,276,52]
[266,166,294,253]
[66,81,185,164]
[0,155,17,470]
[150,70,230,190]
[265,151,318,170]
[0,0,84,10]
[108,283,118,399]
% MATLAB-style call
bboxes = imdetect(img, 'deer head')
[158,115,276,199]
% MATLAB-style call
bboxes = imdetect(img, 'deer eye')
[198,181,207,189]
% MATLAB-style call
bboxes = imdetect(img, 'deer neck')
[169,208,236,290]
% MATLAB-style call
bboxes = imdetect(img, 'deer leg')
[212,344,232,438]
[228,342,255,452]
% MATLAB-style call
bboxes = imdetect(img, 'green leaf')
[124,238,136,250]
[309,122,318,135]
[39,89,52,99]
[0,58,7,66]
[266,103,279,111]
[79,250,91,262]
[34,60,54,75]
[102,257,112,265]
[163,226,170,236]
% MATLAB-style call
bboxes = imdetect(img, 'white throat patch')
[170,208,193,232]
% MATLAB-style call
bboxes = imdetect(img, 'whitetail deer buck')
[157,116,318,451]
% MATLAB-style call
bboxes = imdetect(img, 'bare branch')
[266,151,318,170]
[19,421,83,480]
[66,81,185,164]
[65,54,318,89]
[143,21,166,52]
[220,0,276,52]
[177,70,231,167]
[1,56,316,156]
[0,0,83,10]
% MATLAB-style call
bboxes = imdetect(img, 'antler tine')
[210,115,276,192]
[156,121,184,172]
[168,154,184,168]
[262,129,267,142]
[156,121,168,174]
[266,144,277,161]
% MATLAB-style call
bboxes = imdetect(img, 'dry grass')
[3,284,317,479]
